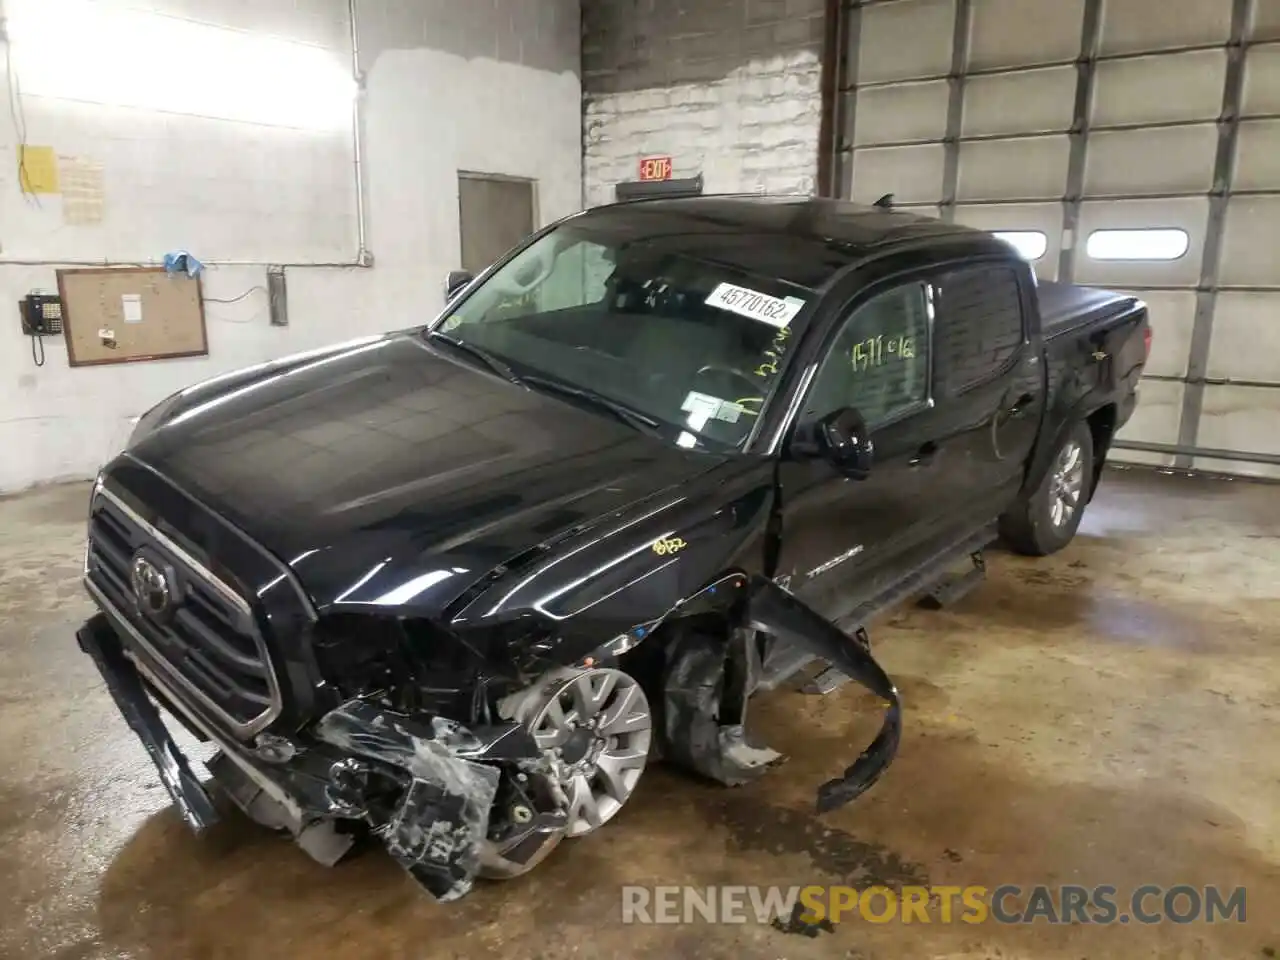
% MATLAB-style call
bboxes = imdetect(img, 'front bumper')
[77,613,559,902]
[77,613,221,832]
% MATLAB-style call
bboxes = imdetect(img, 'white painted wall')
[0,0,581,492]
[583,51,822,208]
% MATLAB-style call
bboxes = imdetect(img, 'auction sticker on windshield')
[705,283,805,329]
[682,390,745,425]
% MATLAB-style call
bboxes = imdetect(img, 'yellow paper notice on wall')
[17,145,60,194]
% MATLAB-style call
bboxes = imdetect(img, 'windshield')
[431,221,816,451]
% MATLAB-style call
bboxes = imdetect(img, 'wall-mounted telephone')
[20,294,63,336]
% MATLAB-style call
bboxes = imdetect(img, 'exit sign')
[638,156,673,181]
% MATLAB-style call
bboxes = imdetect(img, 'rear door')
[929,261,1044,528]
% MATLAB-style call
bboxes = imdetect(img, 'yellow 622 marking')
[652,536,688,556]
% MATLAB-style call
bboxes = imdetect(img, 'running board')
[917,548,987,610]
[758,525,998,696]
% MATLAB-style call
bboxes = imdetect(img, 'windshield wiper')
[520,375,662,435]
[427,331,521,383]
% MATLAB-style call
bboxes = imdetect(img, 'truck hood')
[129,332,724,614]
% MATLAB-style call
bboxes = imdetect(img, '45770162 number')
[851,334,915,372]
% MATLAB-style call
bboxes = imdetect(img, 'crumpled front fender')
[745,577,903,813]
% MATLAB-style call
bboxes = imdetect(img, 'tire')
[999,420,1094,557]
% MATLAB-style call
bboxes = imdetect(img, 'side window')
[802,282,932,427]
[933,265,1024,395]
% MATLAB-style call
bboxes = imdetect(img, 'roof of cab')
[576,194,1013,290]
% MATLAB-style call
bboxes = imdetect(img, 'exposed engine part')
[314,699,510,902]
[310,696,575,898]
[311,614,488,719]
[325,757,374,818]
[251,733,298,764]
[500,666,653,838]
[476,737,571,881]
[476,768,568,880]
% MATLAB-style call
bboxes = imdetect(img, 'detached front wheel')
[1000,421,1093,556]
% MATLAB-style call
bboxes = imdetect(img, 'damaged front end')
[76,610,647,903]
[76,614,571,902]
[79,568,901,904]
[745,577,902,812]
[659,575,901,813]
[313,699,567,901]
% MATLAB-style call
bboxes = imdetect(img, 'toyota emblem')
[130,555,172,618]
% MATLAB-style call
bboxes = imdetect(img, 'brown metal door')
[458,174,536,275]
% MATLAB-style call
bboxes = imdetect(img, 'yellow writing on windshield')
[755,325,792,378]
[852,334,915,372]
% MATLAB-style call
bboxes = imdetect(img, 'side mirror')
[445,270,474,301]
[800,407,874,480]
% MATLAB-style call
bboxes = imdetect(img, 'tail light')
[1143,324,1152,358]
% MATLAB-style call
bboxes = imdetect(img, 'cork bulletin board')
[57,267,208,367]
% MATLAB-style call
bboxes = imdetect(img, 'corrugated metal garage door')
[827,0,1280,478]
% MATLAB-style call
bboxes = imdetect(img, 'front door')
[774,277,945,622]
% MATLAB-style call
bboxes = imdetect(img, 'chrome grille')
[85,489,279,735]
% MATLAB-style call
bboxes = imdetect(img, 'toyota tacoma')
[76,196,1150,901]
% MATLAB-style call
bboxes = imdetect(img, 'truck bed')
[1037,280,1142,341]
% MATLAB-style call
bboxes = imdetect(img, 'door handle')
[1003,392,1035,418]
[908,441,938,467]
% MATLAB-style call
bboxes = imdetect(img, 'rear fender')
[1020,393,1096,505]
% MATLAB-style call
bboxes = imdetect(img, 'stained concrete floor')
[0,468,1277,960]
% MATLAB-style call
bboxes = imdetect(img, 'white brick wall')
[0,0,580,492]
[583,51,824,207]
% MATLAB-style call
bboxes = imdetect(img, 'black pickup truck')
[76,197,1150,902]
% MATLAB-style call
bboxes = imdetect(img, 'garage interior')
[0,0,1277,958]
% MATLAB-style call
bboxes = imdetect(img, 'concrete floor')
[1,468,1277,960]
